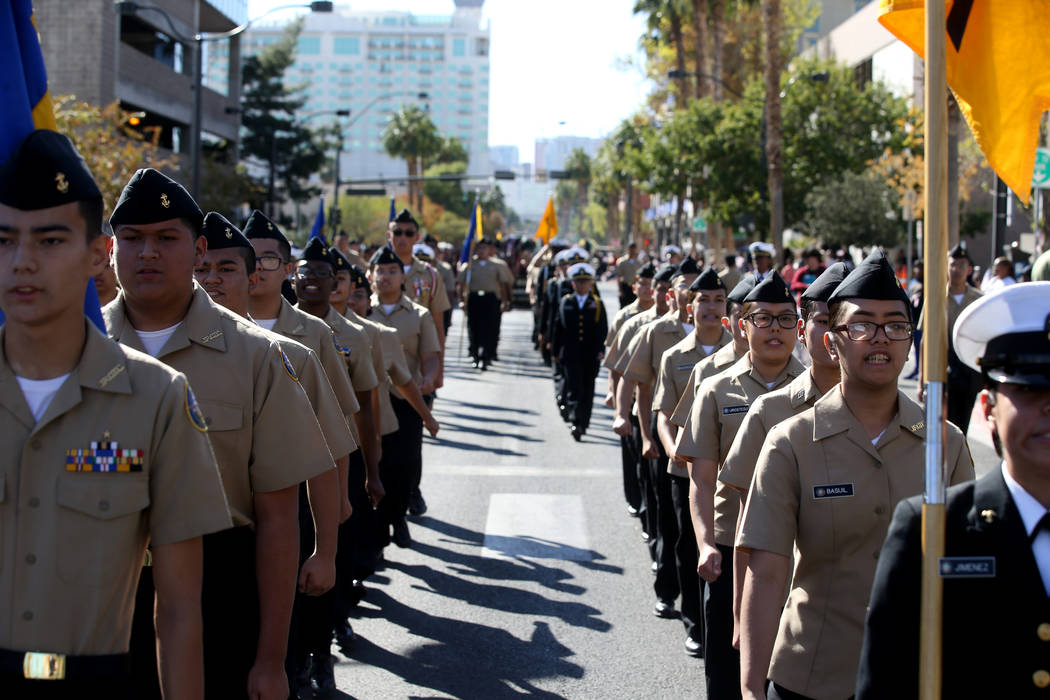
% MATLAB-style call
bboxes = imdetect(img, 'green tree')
[239,18,336,213]
[801,171,904,249]
[336,194,391,245]
[564,148,593,233]
[382,104,441,214]
[433,135,468,166]
[423,161,470,219]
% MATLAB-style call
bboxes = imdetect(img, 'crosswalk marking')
[482,493,593,560]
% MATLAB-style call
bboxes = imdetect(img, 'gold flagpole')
[920,0,949,697]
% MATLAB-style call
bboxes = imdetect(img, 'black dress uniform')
[857,281,1050,700]
[546,249,586,411]
[550,263,608,440]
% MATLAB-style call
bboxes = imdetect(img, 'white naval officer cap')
[563,247,588,265]
[568,262,596,281]
[953,281,1050,386]
[748,241,776,257]
[412,243,435,261]
[663,244,683,258]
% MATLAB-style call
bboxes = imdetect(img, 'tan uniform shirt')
[320,305,380,396]
[343,308,411,435]
[616,256,640,285]
[653,329,732,477]
[604,304,659,371]
[493,257,515,289]
[435,260,457,304]
[718,266,741,292]
[370,295,440,398]
[738,388,974,699]
[605,300,640,346]
[459,258,503,294]
[918,284,982,334]
[106,286,333,528]
[623,314,690,388]
[345,249,367,270]
[404,256,451,316]
[678,353,806,545]
[0,323,231,655]
[670,342,743,428]
[611,309,673,376]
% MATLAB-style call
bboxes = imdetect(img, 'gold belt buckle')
[477,290,486,296]
[23,651,66,680]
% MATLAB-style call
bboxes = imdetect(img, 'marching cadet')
[545,249,584,408]
[748,242,776,281]
[0,131,230,698]
[719,254,741,293]
[619,258,702,621]
[432,239,459,334]
[491,244,515,361]
[605,261,656,517]
[369,247,441,549]
[615,242,641,307]
[918,243,983,432]
[105,168,334,700]
[387,209,451,356]
[679,272,805,700]
[718,262,849,643]
[736,252,973,700]
[459,237,505,370]
[531,239,568,364]
[549,262,607,440]
[857,281,1050,699]
[192,215,355,696]
[652,266,733,656]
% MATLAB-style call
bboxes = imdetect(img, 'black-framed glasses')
[745,312,798,329]
[295,267,333,280]
[256,254,286,271]
[392,228,416,237]
[832,321,914,341]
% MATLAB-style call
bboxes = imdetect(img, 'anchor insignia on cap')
[225,227,232,239]
[55,172,68,193]
[160,193,170,208]
[267,222,273,231]
[980,509,997,524]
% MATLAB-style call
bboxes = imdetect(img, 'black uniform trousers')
[288,484,334,681]
[946,363,982,434]
[466,292,500,363]
[3,675,130,699]
[670,473,704,645]
[129,526,259,700]
[334,449,378,625]
[562,356,599,432]
[704,542,741,700]
[648,413,680,605]
[632,416,656,556]
[376,396,423,546]
[620,432,642,512]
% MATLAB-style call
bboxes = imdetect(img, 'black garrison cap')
[0,130,101,209]
[349,264,370,289]
[243,209,289,247]
[299,237,331,264]
[328,247,352,272]
[636,261,657,279]
[726,273,758,305]
[800,261,851,304]
[672,256,701,280]
[201,212,251,252]
[689,266,727,292]
[369,246,401,267]
[110,168,202,233]
[827,250,909,306]
[653,264,676,283]
[394,209,418,227]
[743,271,793,304]
[948,243,971,261]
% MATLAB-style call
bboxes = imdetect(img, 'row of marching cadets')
[601,237,1050,699]
[0,129,450,699]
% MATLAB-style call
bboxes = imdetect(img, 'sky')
[247,0,652,163]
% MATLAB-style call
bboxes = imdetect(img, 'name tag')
[813,483,854,499]
[722,405,749,415]
[939,556,996,578]
[676,363,694,371]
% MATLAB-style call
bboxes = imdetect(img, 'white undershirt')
[255,318,278,331]
[135,323,181,357]
[575,294,588,309]
[381,303,397,315]
[701,344,715,355]
[681,322,695,336]
[871,427,887,446]
[1002,462,1050,596]
[951,293,965,305]
[16,374,70,422]
[403,264,412,274]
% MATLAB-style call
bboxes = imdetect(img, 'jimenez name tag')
[813,483,854,499]
[939,556,996,578]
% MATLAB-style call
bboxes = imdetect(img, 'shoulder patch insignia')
[184,384,208,433]
[280,348,299,381]
[332,334,351,357]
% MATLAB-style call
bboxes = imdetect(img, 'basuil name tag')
[813,483,854,499]
[939,556,996,578]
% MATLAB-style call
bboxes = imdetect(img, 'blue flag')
[0,0,104,332]
[459,199,482,265]
[309,196,327,245]
[388,196,396,223]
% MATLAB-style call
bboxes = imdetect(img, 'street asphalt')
[329,280,1000,699]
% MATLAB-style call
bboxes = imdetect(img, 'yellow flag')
[535,196,558,244]
[879,0,1050,201]
[475,202,483,242]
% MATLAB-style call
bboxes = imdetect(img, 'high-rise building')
[242,1,491,183]
[534,136,603,174]
[488,145,519,171]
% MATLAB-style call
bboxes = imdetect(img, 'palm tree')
[635,0,690,100]
[382,105,441,213]
[690,0,709,99]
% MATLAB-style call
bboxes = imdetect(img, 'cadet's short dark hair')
[78,198,104,240]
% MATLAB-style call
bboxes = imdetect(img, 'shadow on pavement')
[435,420,543,443]
[435,398,540,415]
[425,436,527,457]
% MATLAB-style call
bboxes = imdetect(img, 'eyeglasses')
[391,228,416,237]
[832,321,914,342]
[295,268,333,280]
[745,312,799,329]
[256,255,286,271]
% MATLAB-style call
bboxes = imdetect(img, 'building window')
[453,37,465,57]
[334,36,360,55]
[298,36,321,55]
[854,58,873,88]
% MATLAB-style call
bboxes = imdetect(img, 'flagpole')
[920,0,949,697]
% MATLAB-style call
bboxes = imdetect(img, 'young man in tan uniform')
[737,252,974,700]
[653,266,732,656]
[458,238,504,370]
[370,247,441,548]
[615,242,641,307]
[718,263,848,643]
[679,272,805,700]
[387,210,449,363]
[192,214,354,695]
[106,169,333,700]
[0,130,231,698]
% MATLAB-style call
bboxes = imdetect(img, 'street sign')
[692,216,707,233]
[1033,147,1050,189]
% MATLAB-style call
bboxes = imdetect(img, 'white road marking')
[427,465,610,477]
[482,494,593,560]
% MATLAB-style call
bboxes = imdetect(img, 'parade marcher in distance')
[736,251,974,700]
[857,281,1050,700]
[0,130,231,699]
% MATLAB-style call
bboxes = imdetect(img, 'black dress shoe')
[471,360,480,369]
[650,560,658,575]
[626,504,640,517]
[408,488,428,516]
[335,620,355,650]
[347,580,367,607]
[653,600,679,619]
[311,652,337,696]
[392,518,412,548]
[684,635,704,657]
[641,530,652,543]
[570,425,582,442]
[293,654,312,694]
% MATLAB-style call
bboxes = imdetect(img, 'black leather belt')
[0,647,129,680]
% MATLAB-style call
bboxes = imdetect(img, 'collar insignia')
[200,330,223,344]
[910,421,925,432]
[97,364,126,388]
